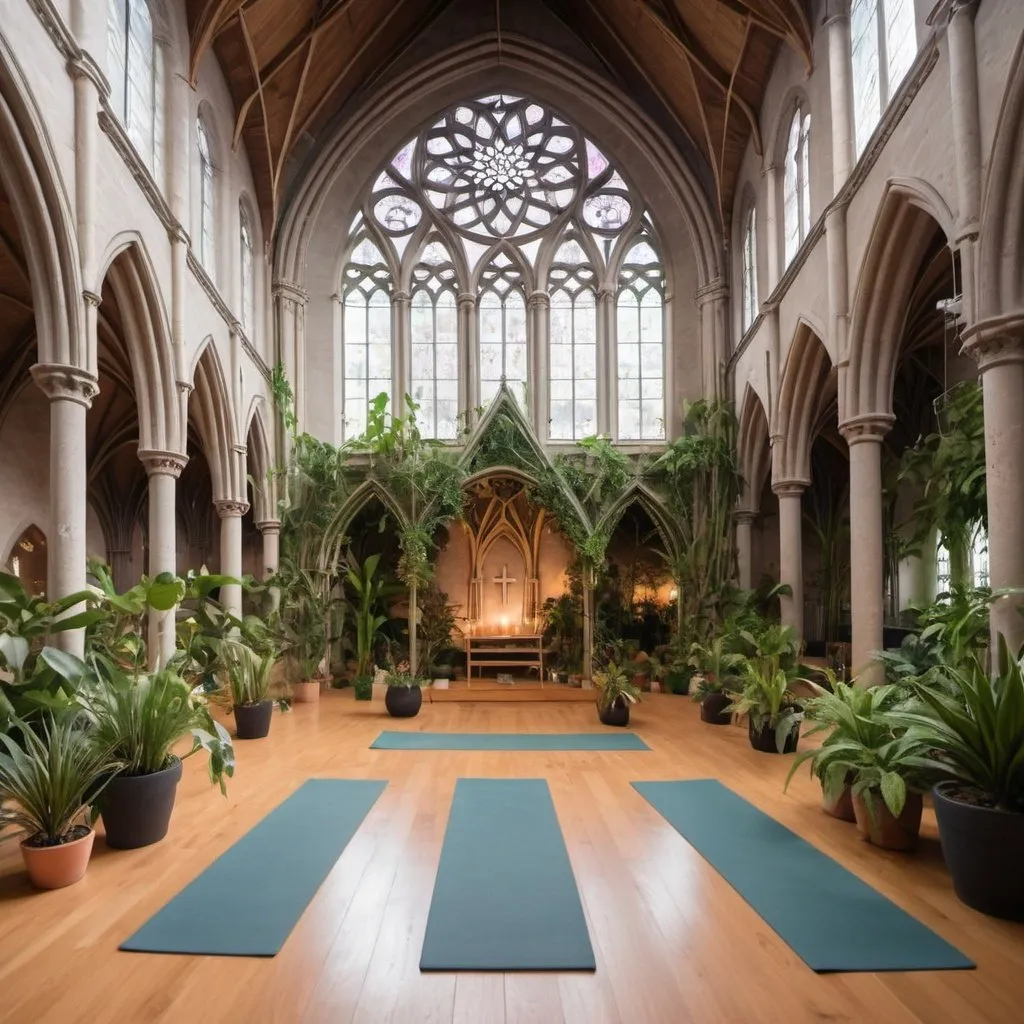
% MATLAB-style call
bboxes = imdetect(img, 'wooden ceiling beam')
[190,0,249,85]
[272,35,319,202]
[230,0,363,150]
[713,0,813,67]
[632,0,763,156]
[237,9,279,227]
[709,0,788,38]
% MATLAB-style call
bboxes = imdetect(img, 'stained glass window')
[617,234,664,441]
[742,206,758,332]
[783,109,811,265]
[851,0,917,156]
[240,203,255,339]
[197,117,215,278]
[107,0,162,176]
[340,94,665,440]
[411,240,459,439]
[341,235,392,439]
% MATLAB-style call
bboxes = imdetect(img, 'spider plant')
[688,634,748,698]
[216,640,275,708]
[592,661,642,711]
[79,666,234,794]
[0,716,122,845]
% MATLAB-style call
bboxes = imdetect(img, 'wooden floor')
[428,680,596,702]
[2,693,1023,1024]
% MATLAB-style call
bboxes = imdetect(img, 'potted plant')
[384,661,423,717]
[631,651,651,691]
[893,641,1024,918]
[665,659,692,696]
[419,586,461,691]
[689,636,747,725]
[80,667,234,848]
[786,674,905,822]
[727,661,803,754]
[346,553,391,701]
[593,661,641,727]
[217,641,277,739]
[0,716,122,889]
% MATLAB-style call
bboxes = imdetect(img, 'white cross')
[493,564,517,605]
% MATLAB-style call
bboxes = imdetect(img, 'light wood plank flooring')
[1,692,1023,1024]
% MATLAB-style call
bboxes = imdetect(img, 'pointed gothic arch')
[737,384,771,512]
[189,340,239,503]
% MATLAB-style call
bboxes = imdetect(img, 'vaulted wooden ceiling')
[187,0,813,238]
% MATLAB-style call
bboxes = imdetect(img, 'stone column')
[764,164,781,293]
[697,280,729,401]
[947,0,982,324]
[257,520,281,611]
[274,282,307,431]
[139,450,187,668]
[391,290,411,418]
[527,291,550,437]
[735,509,756,591]
[31,365,98,655]
[962,318,1024,654]
[216,500,250,619]
[458,293,478,423]
[825,0,855,191]
[774,482,806,638]
[840,416,893,683]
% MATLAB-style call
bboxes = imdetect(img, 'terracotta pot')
[292,680,321,703]
[852,789,923,851]
[822,780,857,822]
[633,673,649,692]
[21,828,95,890]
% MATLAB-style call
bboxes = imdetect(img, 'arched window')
[549,234,597,440]
[106,0,163,174]
[479,255,528,409]
[341,233,392,439]
[741,206,758,332]
[410,240,459,439]
[851,0,917,155]
[343,94,661,438]
[239,203,255,340]
[616,232,664,441]
[783,108,811,265]
[197,116,216,277]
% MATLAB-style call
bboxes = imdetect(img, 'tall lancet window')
[478,254,528,408]
[107,0,163,176]
[411,240,459,439]
[548,233,597,440]
[616,232,665,441]
[741,206,758,332]
[783,108,811,265]
[197,116,216,277]
[341,234,392,439]
[239,202,255,339]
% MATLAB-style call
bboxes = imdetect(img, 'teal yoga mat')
[633,779,974,973]
[372,731,649,751]
[420,779,595,970]
[121,778,387,956]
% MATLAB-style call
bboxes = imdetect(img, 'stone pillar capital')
[31,364,99,407]
[840,414,894,445]
[83,290,102,309]
[215,499,251,519]
[733,508,758,525]
[457,292,477,311]
[822,0,851,24]
[139,449,188,478]
[391,290,412,305]
[961,314,1024,371]
[272,279,308,306]
[696,279,729,307]
[772,480,808,497]
[256,519,281,535]
[527,290,550,311]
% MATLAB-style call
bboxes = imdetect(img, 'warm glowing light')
[669,587,678,601]
[500,616,509,633]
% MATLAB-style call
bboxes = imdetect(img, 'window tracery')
[339,94,666,442]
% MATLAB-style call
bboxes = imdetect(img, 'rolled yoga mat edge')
[633,779,973,973]
[121,778,387,956]
[372,731,649,751]
[420,778,596,971]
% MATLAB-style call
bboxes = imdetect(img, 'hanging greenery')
[649,399,740,648]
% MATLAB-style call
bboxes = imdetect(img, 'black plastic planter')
[700,691,732,725]
[933,780,1024,920]
[748,715,800,754]
[385,685,422,717]
[100,758,183,849]
[234,700,273,739]
[598,698,630,727]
